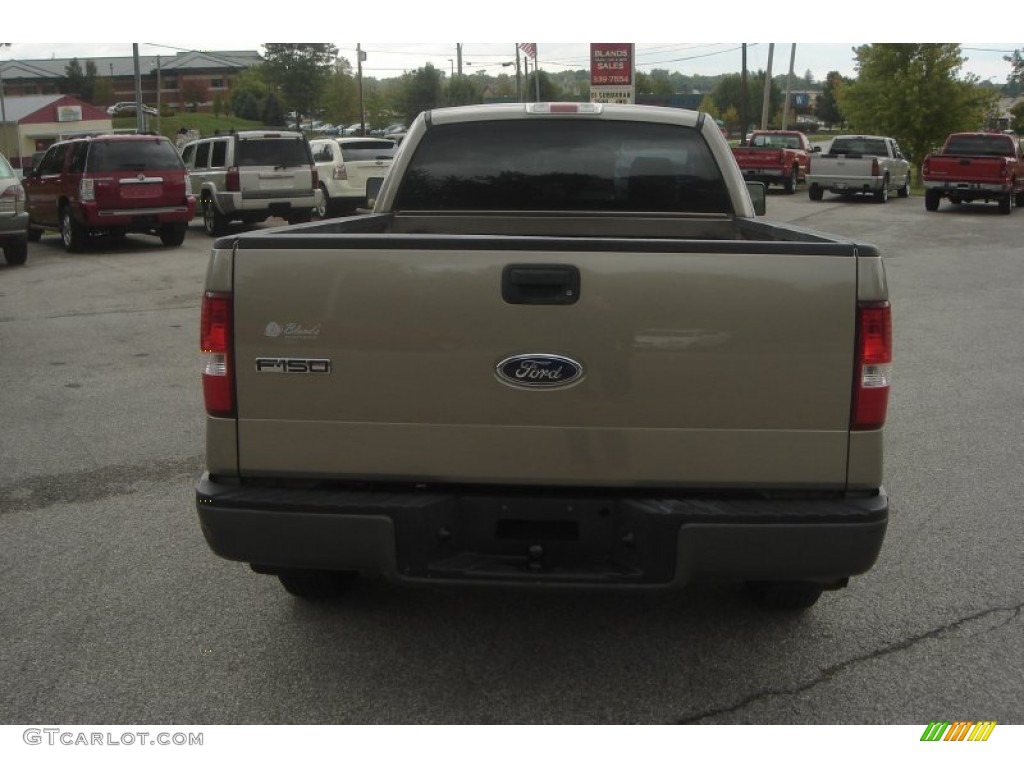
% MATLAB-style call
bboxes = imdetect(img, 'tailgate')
[95,172,186,209]
[231,241,857,488]
[926,156,1005,183]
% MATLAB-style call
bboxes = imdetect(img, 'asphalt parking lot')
[1,196,1022,734]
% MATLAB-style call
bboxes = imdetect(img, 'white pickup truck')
[807,135,911,203]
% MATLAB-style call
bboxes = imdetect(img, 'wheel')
[784,165,798,194]
[60,206,88,252]
[202,200,229,236]
[159,222,187,246]
[897,173,910,198]
[315,184,330,218]
[745,581,824,611]
[288,208,313,225]
[27,225,42,242]
[874,175,889,203]
[925,189,941,211]
[1015,191,1024,207]
[2,235,28,266]
[277,570,359,600]
[808,184,824,201]
[998,193,1013,215]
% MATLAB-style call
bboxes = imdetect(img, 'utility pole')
[534,46,540,101]
[760,43,774,130]
[457,43,462,76]
[515,45,522,101]
[133,44,144,133]
[740,44,748,142]
[782,44,796,129]
[357,43,366,134]
[0,43,10,161]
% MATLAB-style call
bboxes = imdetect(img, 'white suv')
[309,136,396,217]
[181,130,321,236]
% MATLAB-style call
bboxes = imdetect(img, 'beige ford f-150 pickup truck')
[195,102,892,611]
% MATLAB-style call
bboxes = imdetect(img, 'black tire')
[278,570,359,600]
[1015,191,1024,207]
[999,193,1013,215]
[784,165,798,194]
[202,200,229,237]
[2,235,28,266]
[874,175,889,203]
[315,184,330,219]
[60,206,88,252]
[745,581,825,611]
[288,208,313,225]
[808,184,824,201]
[897,173,910,198]
[27,225,42,242]
[159,222,187,246]
[925,189,941,211]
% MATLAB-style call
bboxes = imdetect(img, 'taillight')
[201,292,234,418]
[0,183,25,213]
[871,158,880,176]
[79,178,95,201]
[851,301,892,430]
[226,166,240,192]
[333,164,348,181]
[311,167,319,188]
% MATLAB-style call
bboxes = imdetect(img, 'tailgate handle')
[502,265,580,305]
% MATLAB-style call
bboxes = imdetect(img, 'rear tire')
[203,200,229,236]
[925,189,941,211]
[315,184,331,219]
[60,206,88,252]
[999,192,1013,215]
[2,235,28,266]
[159,222,187,246]
[874,175,889,203]
[897,174,910,198]
[745,581,824,611]
[278,570,360,600]
[784,165,798,194]
[808,184,824,201]
[27,225,42,242]
[288,208,313,225]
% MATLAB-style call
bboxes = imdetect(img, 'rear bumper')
[215,190,320,216]
[807,175,884,192]
[924,180,1008,195]
[195,474,888,589]
[82,199,196,226]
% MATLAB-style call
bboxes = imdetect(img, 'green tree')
[815,70,848,128]
[1004,49,1024,97]
[647,68,674,96]
[524,70,562,101]
[840,44,997,178]
[262,93,286,126]
[447,74,482,107]
[229,67,269,118]
[1010,101,1024,134]
[712,71,780,130]
[321,60,358,124]
[698,93,719,119]
[399,64,444,126]
[262,43,339,125]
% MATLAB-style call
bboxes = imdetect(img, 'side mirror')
[365,176,384,209]
[746,181,767,216]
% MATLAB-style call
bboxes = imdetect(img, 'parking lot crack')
[674,602,1023,724]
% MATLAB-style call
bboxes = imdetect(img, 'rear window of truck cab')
[394,119,731,213]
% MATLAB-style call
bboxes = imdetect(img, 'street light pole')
[0,43,11,161]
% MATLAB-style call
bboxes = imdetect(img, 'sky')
[5,5,1022,85]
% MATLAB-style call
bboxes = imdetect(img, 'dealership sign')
[590,43,635,104]
[56,105,83,122]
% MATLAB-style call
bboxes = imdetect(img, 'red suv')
[23,133,196,251]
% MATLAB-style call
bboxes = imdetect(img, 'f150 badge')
[496,354,584,389]
[255,358,332,374]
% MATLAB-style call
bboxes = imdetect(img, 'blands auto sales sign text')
[590,44,633,86]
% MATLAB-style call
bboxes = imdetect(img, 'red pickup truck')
[732,130,816,194]
[922,132,1024,214]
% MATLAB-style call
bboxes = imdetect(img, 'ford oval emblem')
[496,354,584,389]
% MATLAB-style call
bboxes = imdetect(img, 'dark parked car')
[23,134,196,251]
[0,152,29,265]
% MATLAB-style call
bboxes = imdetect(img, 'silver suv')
[181,130,321,236]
